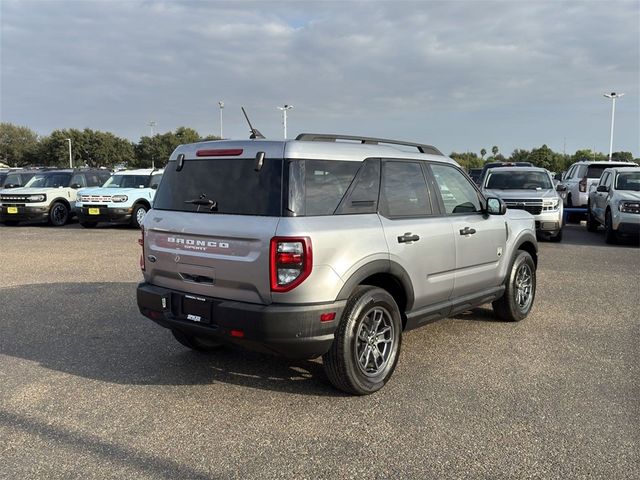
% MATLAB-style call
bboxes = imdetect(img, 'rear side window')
[288,160,360,216]
[153,158,283,216]
[380,161,432,217]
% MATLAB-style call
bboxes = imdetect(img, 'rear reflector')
[320,312,336,322]
[196,149,243,157]
[230,329,244,338]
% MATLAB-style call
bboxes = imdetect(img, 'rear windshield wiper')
[184,198,218,211]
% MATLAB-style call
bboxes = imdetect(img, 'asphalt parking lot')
[1,222,638,479]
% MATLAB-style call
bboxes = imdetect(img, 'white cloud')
[1,0,638,155]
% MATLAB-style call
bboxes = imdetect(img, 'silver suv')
[136,134,539,395]
[587,166,640,243]
[562,160,636,208]
[481,166,564,242]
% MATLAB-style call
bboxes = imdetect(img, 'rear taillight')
[579,177,587,192]
[138,226,145,271]
[270,237,312,292]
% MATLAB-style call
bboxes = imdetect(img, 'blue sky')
[1,0,638,157]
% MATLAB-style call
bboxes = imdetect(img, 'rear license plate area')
[181,294,212,324]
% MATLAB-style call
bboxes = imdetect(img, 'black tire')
[548,229,563,242]
[604,209,617,244]
[2,220,19,226]
[586,205,598,232]
[492,250,536,322]
[48,201,69,226]
[323,286,402,395]
[567,194,573,208]
[131,204,148,229]
[171,330,223,352]
[80,221,98,228]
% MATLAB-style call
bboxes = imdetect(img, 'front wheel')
[492,250,536,322]
[171,330,223,352]
[604,210,617,244]
[586,206,598,232]
[49,202,69,226]
[323,286,402,395]
[131,204,148,229]
[548,229,563,242]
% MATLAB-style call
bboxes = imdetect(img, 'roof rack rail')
[295,133,443,156]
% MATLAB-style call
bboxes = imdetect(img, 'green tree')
[527,144,555,170]
[450,152,483,171]
[133,127,220,168]
[480,148,487,159]
[611,151,634,163]
[0,123,40,166]
[491,145,499,157]
[509,149,530,163]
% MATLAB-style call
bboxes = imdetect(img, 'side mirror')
[486,197,507,215]
[596,185,609,193]
[150,184,158,190]
[5,183,20,189]
[556,184,567,192]
[70,183,82,189]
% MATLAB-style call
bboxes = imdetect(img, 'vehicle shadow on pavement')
[451,307,503,323]
[555,224,639,248]
[0,282,342,397]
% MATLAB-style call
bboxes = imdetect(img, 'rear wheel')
[49,201,69,226]
[131,204,148,229]
[604,210,617,244]
[492,250,536,322]
[323,286,402,395]
[80,221,98,228]
[171,330,223,352]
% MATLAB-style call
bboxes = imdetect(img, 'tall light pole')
[65,138,73,168]
[148,121,157,169]
[277,104,294,139]
[603,92,624,161]
[218,101,224,139]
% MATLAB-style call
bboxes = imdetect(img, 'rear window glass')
[586,164,631,179]
[153,158,283,216]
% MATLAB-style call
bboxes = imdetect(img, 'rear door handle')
[397,233,420,243]
[459,227,476,236]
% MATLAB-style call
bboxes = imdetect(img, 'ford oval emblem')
[174,255,180,263]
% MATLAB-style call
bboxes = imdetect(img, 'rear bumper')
[0,205,49,222]
[77,206,132,224]
[136,282,345,359]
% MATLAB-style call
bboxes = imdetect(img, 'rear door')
[144,156,284,305]
[378,160,455,310]
[429,163,506,298]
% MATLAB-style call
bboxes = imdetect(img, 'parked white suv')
[0,168,110,226]
[562,161,636,208]
[76,168,163,228]
[587,166,640,243]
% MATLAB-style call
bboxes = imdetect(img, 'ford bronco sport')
[136,134,538,395]
[76,168,163,228]
[0,168,110,226]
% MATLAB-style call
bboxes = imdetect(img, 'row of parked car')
[0,167,163,228]
[470,160,639,244]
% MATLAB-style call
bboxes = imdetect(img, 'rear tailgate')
[144,211,279,304]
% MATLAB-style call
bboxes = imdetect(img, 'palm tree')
[480,148,486,159]
[492,145,499,157]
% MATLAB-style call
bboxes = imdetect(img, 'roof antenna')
[241,107,265,139]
